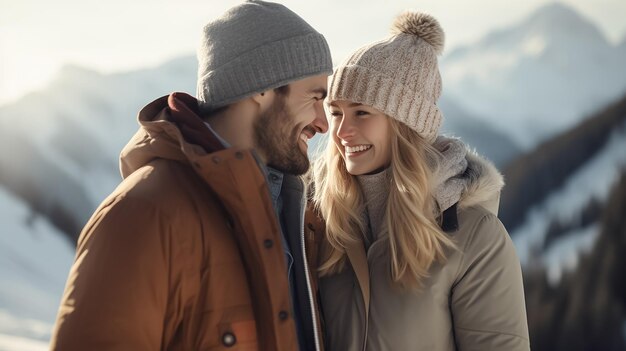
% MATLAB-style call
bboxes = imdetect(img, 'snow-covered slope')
[441,2,626,149]
[0,187,74,350]
[619,36,626,53]
[512,122,626,284]
[0,57,198,348]
[0,57,197,240]
[502,90,626,346]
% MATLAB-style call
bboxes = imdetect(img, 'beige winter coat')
[316,153,530,351]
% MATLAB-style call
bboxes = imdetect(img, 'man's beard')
[253,94,310,175]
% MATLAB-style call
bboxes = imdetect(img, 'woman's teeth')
[345,145,372,153]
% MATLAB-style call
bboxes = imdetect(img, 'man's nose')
[311,101,329,134]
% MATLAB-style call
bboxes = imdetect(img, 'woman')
[311,11,530,351]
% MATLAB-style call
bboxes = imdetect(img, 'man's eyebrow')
[310,88,328,99]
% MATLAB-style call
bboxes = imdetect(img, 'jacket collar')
[120,92,227,178]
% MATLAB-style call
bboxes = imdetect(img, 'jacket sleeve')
[50,194,172,350]
[450,213,530,351]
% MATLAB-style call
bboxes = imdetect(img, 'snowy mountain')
[441,2,626,149]
[0,57,197,241]
[619,36,626,55]
[438,94,521,165]
[0,57,197,349]
[493,95,626,345]
[0,53,518,243]
[2,5,626,347]
[500,91,626,350]
[512,122,626,281]
[523,172,626,350]
[501,88,626,219]
[0,188,74,351]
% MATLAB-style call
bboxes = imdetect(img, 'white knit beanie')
[328,11,445,143]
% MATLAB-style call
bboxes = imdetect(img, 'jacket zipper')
[300,194,321,351]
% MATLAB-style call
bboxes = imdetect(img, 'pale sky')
[1,0,625,105]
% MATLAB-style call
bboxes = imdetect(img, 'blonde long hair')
[312,118,455,289]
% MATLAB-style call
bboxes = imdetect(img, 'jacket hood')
[457,149,504,214]
[433,137,504,216]
[120,92,225,178]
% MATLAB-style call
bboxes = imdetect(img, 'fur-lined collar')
[433,136,504,216]
[457,150,505,215]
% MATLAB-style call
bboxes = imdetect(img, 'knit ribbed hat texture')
[196,0,332,112]
[328,11,445,143]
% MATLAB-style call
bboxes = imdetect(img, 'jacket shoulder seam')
[454,325,529,342]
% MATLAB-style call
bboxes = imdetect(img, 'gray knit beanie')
[328,11,445,143]
[196,0,333,112]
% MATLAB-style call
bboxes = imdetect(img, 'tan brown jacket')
[50,93,323,351]
[313,153,530,351]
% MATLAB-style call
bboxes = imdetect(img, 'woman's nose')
[335,115,355,140]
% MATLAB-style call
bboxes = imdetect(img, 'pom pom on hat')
[391,11,445,55]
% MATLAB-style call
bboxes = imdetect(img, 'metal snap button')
[222,332,236,347]
[278,310,289,320]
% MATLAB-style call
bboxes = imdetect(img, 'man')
[50,1,332,350]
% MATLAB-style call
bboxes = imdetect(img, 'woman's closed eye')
[355,110,370,117]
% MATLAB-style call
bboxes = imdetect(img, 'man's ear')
[250,90,275,112]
